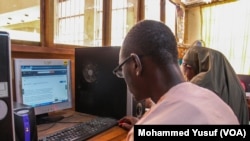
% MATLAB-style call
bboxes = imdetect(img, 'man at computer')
[113,20,239,140]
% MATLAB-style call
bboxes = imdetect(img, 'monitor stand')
[36,113,64,125]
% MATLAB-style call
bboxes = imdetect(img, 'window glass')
[202,1,250,74]
[165,0,176,36]
[111,0,138,46]
[144,0,160,21]
[0,0,40,42]
[54,0,103,46]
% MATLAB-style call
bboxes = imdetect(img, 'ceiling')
[0,6,40,27]
[0,0,40,27]
[170,0,237,7]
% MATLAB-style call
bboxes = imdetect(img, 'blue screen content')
[20,65,69,108]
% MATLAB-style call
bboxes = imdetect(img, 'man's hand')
[118,116,139,131]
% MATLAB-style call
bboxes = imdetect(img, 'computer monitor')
[75,47,128,119]
[14,58,72,124]
[75,47,146,120]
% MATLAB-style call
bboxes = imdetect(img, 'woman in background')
[181,46,249,124]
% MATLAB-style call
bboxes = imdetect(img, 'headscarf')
[182,46,249,124]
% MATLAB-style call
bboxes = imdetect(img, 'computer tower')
[127,90,146,119]
[13,102,38,141]
[0,31,15,141]
[75,47,145,119]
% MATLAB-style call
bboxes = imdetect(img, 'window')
[53,0,176,47]
[54,0,103,46]
[165,0,176,36]
[111,0,138,46]
[3,0,177,47]
[0,0,40,42]
[144,0,161,21]
[202,0,250,74]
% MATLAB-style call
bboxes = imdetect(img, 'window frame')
[9,0,175,48]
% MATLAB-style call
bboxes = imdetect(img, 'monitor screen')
[14,58,72,124]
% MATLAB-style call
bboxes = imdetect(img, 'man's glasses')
[112,55,133,78]
[113,54,146,78]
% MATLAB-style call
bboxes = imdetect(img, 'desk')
[37,110,128,141]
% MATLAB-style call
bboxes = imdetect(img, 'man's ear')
[130,53,142,76]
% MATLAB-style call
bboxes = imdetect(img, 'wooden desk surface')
[37,110,128,141]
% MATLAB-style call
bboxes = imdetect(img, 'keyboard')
[38,117,118,141]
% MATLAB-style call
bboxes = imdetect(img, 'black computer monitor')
[75,47,128,119]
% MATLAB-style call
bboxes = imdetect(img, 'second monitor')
[75,47,145,119]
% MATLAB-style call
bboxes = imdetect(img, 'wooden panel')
[178,46,189,59]
[102,0,112,46]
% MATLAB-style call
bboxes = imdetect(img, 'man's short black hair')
[122,20,178,67]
